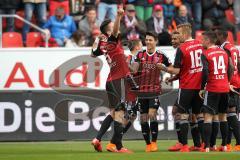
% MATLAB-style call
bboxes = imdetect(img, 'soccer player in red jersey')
[215,29,240,151]
[91,7,133,153]
[132,31,172,152]
[167,31,184,151]
[200,31,234,152]
[158,24,204,152]
[106,39,142,152]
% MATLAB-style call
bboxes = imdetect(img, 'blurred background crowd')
[0,0,239,47]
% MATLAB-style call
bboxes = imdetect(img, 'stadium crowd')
[0,0,240,47]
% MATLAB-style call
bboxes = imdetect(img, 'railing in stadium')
[0,14,48,48]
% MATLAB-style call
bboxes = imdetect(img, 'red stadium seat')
[227,31,235,44]
[2,18,6,30]
[15,10,37,30]
[225,9,235,24]
[195,30,204,42]
[2,32,23,48]
[15,11,24,29]
[26,32,42,47]
[237,32,240,45]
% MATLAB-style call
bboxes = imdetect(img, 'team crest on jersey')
[105,43,116,51]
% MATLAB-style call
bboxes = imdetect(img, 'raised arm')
[113,7,124,38]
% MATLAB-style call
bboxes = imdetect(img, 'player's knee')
[204,113,213,123]
[114,110,125,123]
[149,114,157,122]
[218,113,227,121]
[140,114,148,123]
[180,113,189,120]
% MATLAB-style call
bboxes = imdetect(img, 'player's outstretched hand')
[117,7,124,17]
[199,90,205,99]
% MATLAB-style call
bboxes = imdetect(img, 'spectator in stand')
[96,0,120,24]
[233,0,240,30]
[127,0,154,21]
[174,5,193,26]
[162,0,176,30]
[78,7,100,46]
[0,0,20,32]
[43,7,77,46]
[182,0,202,30]
[120,4,146,42]
[146,4,171,45]
[49,0,70,16]
[22,0,47,44]
[65,30,87,47]
[38,29,59,47]
[202,0,236,38]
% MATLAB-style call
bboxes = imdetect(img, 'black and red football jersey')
[221,41,240,88]
[203,46,230,93]
[135,49,171,94]
[174,39,203,89]
[92,34,130,82]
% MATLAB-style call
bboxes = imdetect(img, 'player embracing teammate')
[200,30,234,152]
[215,29,240,151]
[91,7,136,153]
[159,23,204,152]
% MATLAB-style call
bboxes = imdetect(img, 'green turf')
[0,140,239,160]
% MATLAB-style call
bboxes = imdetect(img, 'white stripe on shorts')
[177,89,181,104]
[203,91,208,106]
[120,78,125,103]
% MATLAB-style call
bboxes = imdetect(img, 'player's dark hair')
[202,31,217,44]
[146,31,158,41]
[128,39,142,51]
[215,28,228,40]
[100,19,112,34]
[172,31,180,35]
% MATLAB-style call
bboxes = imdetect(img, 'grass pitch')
[0,140,239,160]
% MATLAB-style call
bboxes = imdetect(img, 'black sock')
[197,119,205,143]
[123,121,132,134]
[180,120,189,145]
[175,121,182,143]
[220,121,228,146]
[141,122,151,145]
[210,121,219,147]
[190,122,201,147]
[227,128,233,145]
[203,122,212,148]
[96,115,113,141]
[227,115,240,145]
[150,121,158,142]
[112,121,124,150]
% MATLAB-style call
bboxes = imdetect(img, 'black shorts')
[202,91,229,115]
[229,89,240,109]
[137,96,160,114]
[176,89,203,114]
[106,78,126,110]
